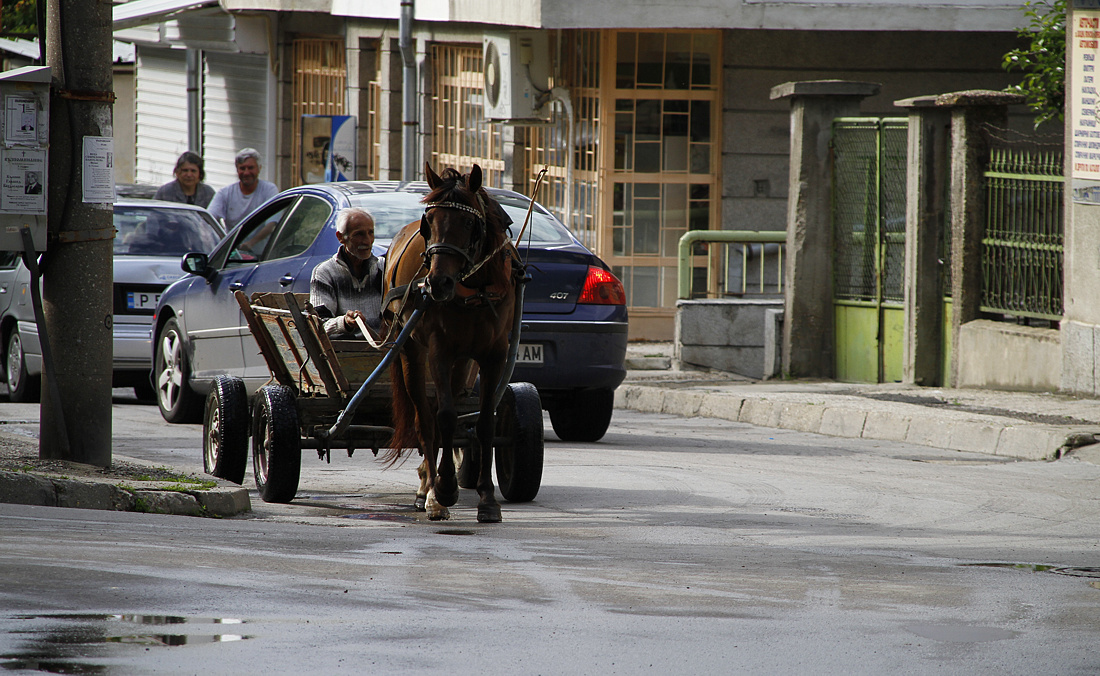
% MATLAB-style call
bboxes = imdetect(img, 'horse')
[382,162,519,523]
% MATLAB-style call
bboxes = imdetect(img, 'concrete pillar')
[895,96,950,386]
[937,91,1021,386]
[770,80,880,379]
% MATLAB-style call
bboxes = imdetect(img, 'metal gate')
[832,118,908,383]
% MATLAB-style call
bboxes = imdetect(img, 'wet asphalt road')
[2,398,1100,674]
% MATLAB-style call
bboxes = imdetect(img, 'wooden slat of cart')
[281,292,348,397]
[235,290,295,389]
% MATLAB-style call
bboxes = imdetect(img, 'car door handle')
[279,274,294,286]
[229,281,244,291]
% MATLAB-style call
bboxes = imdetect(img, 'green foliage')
[2,0,37,37]
[1003,0,1066,127]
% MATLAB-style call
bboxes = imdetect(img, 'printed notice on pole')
[4,95,37,145]
[1071,9,1100,202]
[0,148,45,214]
[82,136,114,204]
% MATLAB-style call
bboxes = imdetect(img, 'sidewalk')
[0,433,251,518]
[620,342,1100,463]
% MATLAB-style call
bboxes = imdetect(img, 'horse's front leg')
[474,357,504,524]
[431,360,460,510]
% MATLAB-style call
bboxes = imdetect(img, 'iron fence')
[981,148,1063,321]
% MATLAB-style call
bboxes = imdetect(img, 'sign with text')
[1071,9,1100,202]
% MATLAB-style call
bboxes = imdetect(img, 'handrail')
[677,230,787,300]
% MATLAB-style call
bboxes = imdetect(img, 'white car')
[0,199,223,402]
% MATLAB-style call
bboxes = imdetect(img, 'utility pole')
[42,0,114,465]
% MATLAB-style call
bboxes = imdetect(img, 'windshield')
[115,205,223,256]
[348,191,575,246]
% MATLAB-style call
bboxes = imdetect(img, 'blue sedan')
[152,181,628,441]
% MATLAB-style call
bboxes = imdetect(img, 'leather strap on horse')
[460,166,548,284]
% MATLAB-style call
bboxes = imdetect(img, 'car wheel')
[251,384,301,504]
[5,330,40,403]
[203,375,249,484]
[154,318,202,423]
[548,388,615,443]
[494,382,544,503]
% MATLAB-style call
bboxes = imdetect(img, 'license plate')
[127,291,160,311]
[517,343,543,365]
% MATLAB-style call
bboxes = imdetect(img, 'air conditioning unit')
[482,31,551,123]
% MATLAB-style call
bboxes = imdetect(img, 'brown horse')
[383,162,518,523]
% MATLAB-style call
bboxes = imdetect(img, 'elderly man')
[310,206,383,339]
[208,148,279,229]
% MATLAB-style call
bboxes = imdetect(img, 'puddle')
[339,513,416,522]
[436,529,476,536]
[1,614,252,674]
[962,562,1100,579]
[905,623,1017,643]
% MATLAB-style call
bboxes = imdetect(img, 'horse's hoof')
[414,493,426,512]
[426,490,450,521]
[477,504,502,523]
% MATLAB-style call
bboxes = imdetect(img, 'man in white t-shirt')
[208,148,279,230]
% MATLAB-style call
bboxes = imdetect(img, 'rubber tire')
[548,388,615,442]
[456,448,478,489]
[494,382,544,503]
[5,330,40,403]
[154,318,203,424]
[203,375,250,484]
[251,384,301,503]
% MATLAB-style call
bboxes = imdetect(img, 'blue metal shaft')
[320,303,427,441]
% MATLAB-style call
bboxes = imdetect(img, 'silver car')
[0,199,223,402]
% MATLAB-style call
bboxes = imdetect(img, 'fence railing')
[677,230,787,300]
[981,148,1063,322]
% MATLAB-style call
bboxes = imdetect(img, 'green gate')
[832,118,908,383]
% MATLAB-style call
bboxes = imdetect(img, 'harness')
[420,198,487,271]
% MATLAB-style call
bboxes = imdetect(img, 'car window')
[0,251,20,269]
[264,195,332,261]
[227,197,297,265]
[494,196,575,246]
[115,205,223,256]
[347,193,426,240]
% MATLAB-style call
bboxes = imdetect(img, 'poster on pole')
[82,136,114,204]
[4,95,37,145]
[0,148,45,213]
[1071,2,1100,202]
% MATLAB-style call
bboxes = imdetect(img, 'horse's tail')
[381,359,418,466]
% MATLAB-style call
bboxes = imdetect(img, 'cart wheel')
[203,375,249,484]
[251,384,301,503]
[494,382,544,503]
[456,448,478,489]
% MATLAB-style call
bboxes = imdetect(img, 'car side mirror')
[181,252,214,280]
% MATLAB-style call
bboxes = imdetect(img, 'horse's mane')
[422,168,510,284]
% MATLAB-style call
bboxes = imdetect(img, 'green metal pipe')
[677,230,786,299]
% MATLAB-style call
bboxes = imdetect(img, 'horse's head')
[419,162,489,302]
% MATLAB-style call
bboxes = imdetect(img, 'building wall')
[721,29,1028,236]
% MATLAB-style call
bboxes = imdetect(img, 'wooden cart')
[201,291,544,505]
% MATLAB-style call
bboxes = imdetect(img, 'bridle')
[419,197,487,274]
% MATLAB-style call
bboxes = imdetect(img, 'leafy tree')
[2,0,37,37]
[1003,0,1066,127]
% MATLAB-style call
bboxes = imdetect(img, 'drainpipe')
[186,49,201,153]
[399,0,417,181]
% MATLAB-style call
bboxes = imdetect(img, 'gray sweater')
[309,248,384,338]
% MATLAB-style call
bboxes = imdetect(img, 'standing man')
[208,148,278,229]
[310,207,383,339]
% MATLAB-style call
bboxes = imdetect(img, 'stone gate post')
[770,80,880,378]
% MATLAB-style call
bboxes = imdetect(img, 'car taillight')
[578,266,625,305]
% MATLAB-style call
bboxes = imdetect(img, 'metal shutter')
[202,52,274,189]
[134,46,189,185]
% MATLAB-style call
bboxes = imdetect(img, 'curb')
[616,383,1100,461]
[0,470,251,517]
